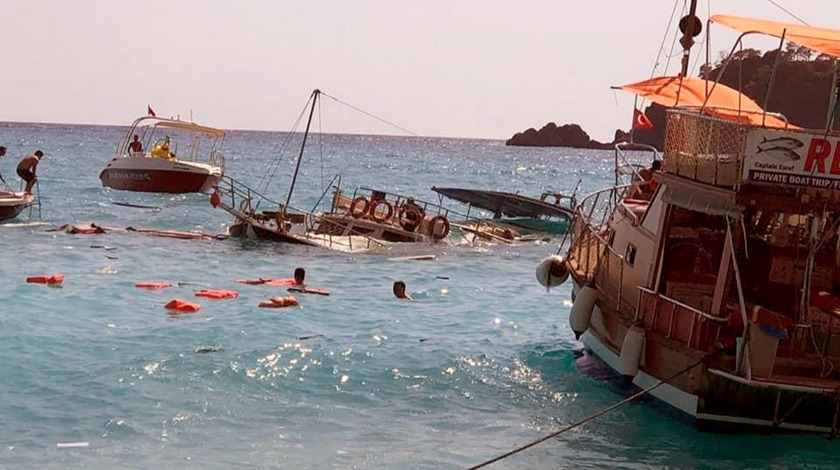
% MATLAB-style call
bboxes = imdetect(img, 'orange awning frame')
[710,14,840,59]
[614,75,793,128]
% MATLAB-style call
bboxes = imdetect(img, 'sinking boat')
[213,90,391,253]
[213,89,499,251]
[322,185,469,244]
[542,9,840,435]
[432,186,576,236]
[0,191,35,221]
[99,117,225,194]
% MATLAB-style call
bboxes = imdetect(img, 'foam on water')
[0,122,835,468]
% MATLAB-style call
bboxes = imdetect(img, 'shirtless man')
[17,150,43,195]
[128,135,143,154]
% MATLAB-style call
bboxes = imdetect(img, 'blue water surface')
[0,121,833,469]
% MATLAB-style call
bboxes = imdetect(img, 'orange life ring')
[398,205,424,231]
[428,215,450,240]
[349,196,369,219]
[371,200,394,223]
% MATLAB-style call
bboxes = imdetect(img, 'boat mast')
[284,89,320,211]
[679,0,700,77]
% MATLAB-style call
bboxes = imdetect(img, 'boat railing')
[210,149,225,172]
[348,186,470,219]
[614,142,661,188]
[340,185,508,243]
[635,286,728,352]
[214,176,384,251]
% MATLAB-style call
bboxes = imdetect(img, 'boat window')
[625,243,637,266]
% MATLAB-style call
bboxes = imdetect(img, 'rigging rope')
[318,94,325,211]
[319,91,418,137]
[465,353,714,470]
[256,95,313,196]
[650,0,682,79]
[765,0,810,26]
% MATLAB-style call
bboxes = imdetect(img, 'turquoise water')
[0,122,835,469]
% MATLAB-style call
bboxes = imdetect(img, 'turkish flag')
[633,108,653,130]
[147,105,156,117]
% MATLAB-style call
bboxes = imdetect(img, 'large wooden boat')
[541,12,840,435]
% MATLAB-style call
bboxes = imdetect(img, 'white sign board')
[743,128,840,189]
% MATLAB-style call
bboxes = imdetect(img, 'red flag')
[147,105,156,117]
[632,108,653,130]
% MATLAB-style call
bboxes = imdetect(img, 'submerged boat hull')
[99,157,221,194]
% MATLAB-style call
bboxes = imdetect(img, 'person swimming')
[393,280,412,300]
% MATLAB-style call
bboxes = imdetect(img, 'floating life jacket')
[164,299,201,313]
[194,289,239,300]
[27,274,64,286]
[135,282,174,290]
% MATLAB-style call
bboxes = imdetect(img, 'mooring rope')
[466,354,712,470]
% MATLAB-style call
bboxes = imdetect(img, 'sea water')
[0,122,834,469]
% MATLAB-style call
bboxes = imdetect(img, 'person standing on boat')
[0,146,7,188]
[16,150,42,195]
[128,135,143,154]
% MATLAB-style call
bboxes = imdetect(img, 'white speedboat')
[99,117,225,194]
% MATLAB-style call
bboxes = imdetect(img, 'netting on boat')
[663,110,751,188]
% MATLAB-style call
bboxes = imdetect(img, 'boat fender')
[164,299,201,313]
[258,296,300,308]
[27,274,65,286]
[570,286,597,339]
[135,282,174,290]
[398,205,424,232]
[535,255,569,289]
[618,324,646,379]
[195,289,239,299]
[210,190,221,208]
[428,215,450,240]
[349,196,370,219]
[371,199,394,223]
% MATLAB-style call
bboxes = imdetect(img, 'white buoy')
[619,324,646,379]
[570,286,597,339]
[535,255,569,290]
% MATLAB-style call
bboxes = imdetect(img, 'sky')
[1,0,837,141]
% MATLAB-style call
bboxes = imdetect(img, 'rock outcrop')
[505,122,621,149]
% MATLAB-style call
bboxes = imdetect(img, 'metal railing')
[663,109,751,189]
[338,185,516,244]
[213,176,386,252]
[636,286,727,352]
[565,185,630,312]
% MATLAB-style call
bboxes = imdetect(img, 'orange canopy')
[711,15,840,59]
[616,75,794,128]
